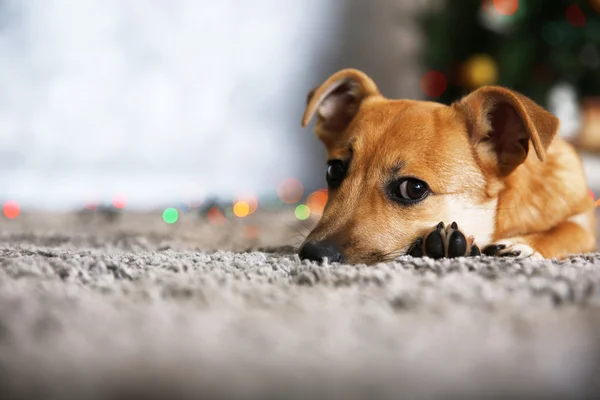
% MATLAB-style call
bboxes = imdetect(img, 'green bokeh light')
[541,22,565,46]
[295,204,310,220]
[162,208,179,224]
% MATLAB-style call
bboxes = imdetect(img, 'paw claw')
[450,221,458,230]
[436,221,445,230]
[470,244,481,257]
[408,237,423,257]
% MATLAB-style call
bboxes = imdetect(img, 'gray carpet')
[2,210,600,400]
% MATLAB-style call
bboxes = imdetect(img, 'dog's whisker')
[460,207,519,211]
[287,224,308,238]
[299,221,315,234]
[288,222,311,231]
[288,234,306,243]
[374,249,405,261]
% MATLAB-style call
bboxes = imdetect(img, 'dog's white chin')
[444,196,497,248]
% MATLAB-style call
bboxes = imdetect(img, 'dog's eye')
[326,160,346,188]
[391,179,429,203]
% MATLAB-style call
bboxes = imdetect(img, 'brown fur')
[300,69,596,264]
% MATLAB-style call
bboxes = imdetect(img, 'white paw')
[485,240,544,260]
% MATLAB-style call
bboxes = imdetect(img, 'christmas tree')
[419,0,600,108]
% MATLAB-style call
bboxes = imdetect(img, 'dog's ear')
[453,86,559,176]
[302,69,380,146]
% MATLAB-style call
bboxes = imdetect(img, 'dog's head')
[298,69,559,265]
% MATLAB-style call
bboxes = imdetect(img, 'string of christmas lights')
[5,0,600,227]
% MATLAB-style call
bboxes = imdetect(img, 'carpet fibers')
[2,210,600,400]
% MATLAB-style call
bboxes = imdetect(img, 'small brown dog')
[298,69,596,265]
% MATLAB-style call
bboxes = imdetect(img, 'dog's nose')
[298,241,344,263]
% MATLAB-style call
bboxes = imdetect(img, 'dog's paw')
[408,221,481,259]
[482,240,543,260]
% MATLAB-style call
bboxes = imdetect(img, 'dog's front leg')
[481,215,596,260]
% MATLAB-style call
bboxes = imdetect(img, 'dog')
[298,68,596,265]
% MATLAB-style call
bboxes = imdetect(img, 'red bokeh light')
[207,207,226,225]
[307,189,328,217]
[84,202,99,210]
[492,0,518,16]
[245,226,260,239]
[420,71,447,98]
[3,201,20,219]
[112,194,127,209]
[277,178,304,204]
[84,192,100,210]
[566,4,586,27]
[84,197,99,210]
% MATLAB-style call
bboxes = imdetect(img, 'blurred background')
[0,0,599,226]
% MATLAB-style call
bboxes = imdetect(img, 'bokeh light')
[84,201,99,210]
[112,194,127,209]
[420,70,447,98]
[84,192,100,210]
[277,178,304,204]
[492,0,518,16]
[207,207,226,225]
[480,0,494,14]
[566,4,586,27]
[591,0,600,13]
[462,54,498,88]
[3,201,20,219]
[233,201,250,218]
[306,189,328,216]
[245,226,260,239]
[295,204,311,220]
[162,208,179,224]
[235,193,258,215]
